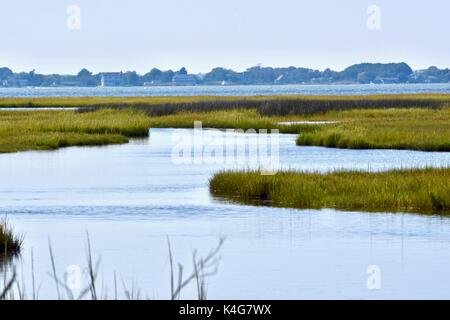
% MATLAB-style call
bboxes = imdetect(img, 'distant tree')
[357,71,377,83]
[397,72,410,83]
[241,66,278,84]
[416,66,450,83]
[0,67,13,80]
[41,74,61,86]
[341,63,413,82]
[203,67,240,83]
[143,68,163,82]
[160,70,175,83]
[423,66,445,77]
[178,67,188,75]
[321,68,340,83]
[322,68,333,78]
[27,69,45,86]
[444,70,450,83]
[144,69,175,83]
[123,71,140,86]
[278,67,317,84]
[76,68,96,86]
[77,68,92,77]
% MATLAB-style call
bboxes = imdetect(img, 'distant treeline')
[1,63,450,87]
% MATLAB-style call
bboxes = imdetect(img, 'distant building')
[100,72,124,87]
[171,74,197,86]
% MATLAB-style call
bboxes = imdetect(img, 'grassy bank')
[0,219,22,255]
[2,107,449,153]
[2,94,450,116]
[0,108,314,153]
[296,107,450,151]
[210,168,450,214]
[0,109,152,153]
[1,95,450,153]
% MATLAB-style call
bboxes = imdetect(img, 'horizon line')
[2,62,449,76]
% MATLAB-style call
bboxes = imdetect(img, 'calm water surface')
[1,129,450,299]
[0,83,449,98]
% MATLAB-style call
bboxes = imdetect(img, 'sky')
[0,0,449,74]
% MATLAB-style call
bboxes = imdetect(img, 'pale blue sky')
[0,0,448,74]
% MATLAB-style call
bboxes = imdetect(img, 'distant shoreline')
[0,83,449,99]
[1,82,450,88]
[1,63,449,88]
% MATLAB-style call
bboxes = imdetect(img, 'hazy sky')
[0,0,449,74]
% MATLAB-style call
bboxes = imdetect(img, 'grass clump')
[0,218,23,255]
[296,107,450,151]
[210,168,450,214]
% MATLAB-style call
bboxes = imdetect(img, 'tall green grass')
[79,94,450,116]
[296,107,450,151]
[2,100,450,153]
[147,109,314,133]
[0,109,152,153]
[2,94,450,115]
[210,168,450,214]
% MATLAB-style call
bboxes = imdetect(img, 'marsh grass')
[0,218,23,256]
[130,94,450,116]
[2,96,450,153]
[0,108,152,153]
[296,107,450,151]
[210,168,450,214]
[147,109,313,134]
[2,94,450,115]
[0,108,314,153]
